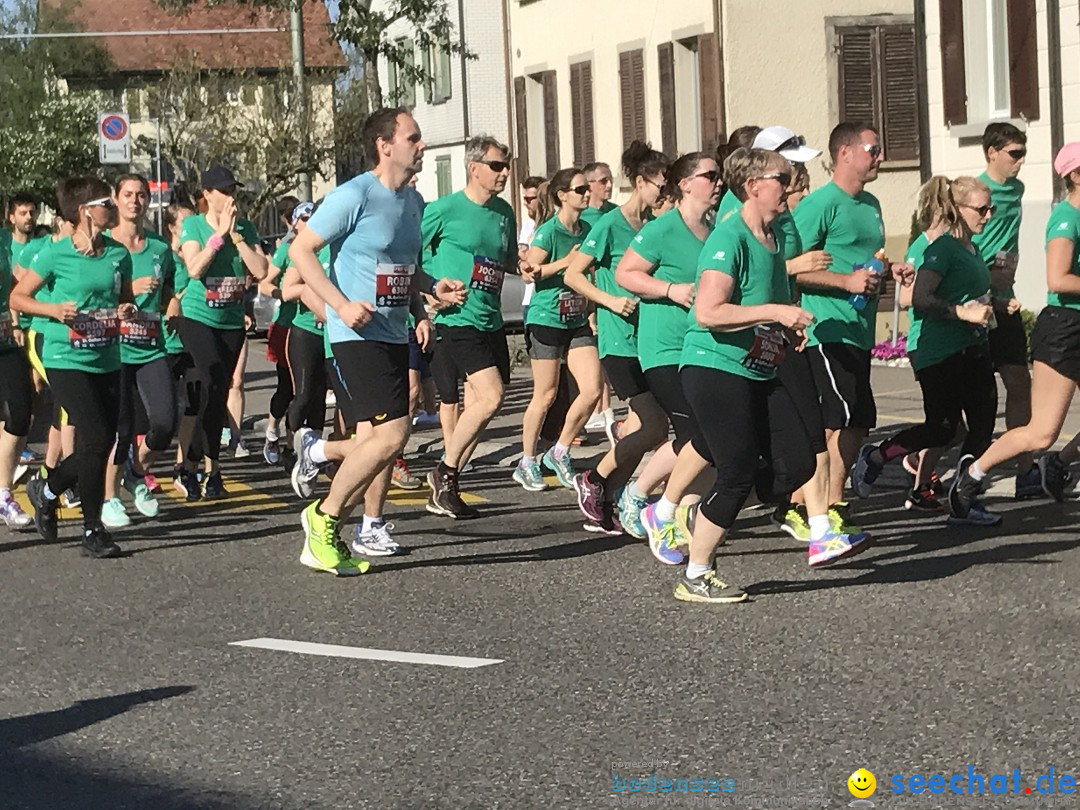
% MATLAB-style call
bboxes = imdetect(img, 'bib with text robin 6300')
[69,308,119,348]
[470,256,504,296]
[742,325,786,375]
[375,263,414,308]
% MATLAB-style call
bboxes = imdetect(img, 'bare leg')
[521,358,561,459]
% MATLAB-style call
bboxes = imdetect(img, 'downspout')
[711,0,726,139]
[1046,0,1065,200]
[501,0,518,216]
[458,0,470,141]
[914,0,932,182]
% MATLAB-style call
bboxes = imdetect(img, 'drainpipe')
[1047,0,1065,200]
[501,0,518,215]
[711,0,726,139]
[458,0,470,142]
[914,0,932,182]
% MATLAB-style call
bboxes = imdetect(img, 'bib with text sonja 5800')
[742,325,786,374]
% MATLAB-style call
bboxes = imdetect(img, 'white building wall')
[925,0,1080,311]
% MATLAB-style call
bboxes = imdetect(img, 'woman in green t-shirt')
[178,166,268,499]
[514,168,603,493]
[953,144,1080,515]
[852,176,1000,526]
[11,176,139,559]
[563,140,670,534]
[100,174,178,530]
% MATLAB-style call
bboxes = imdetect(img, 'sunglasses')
[477,159,511,173]
[84,197,116,210]
[523,195,538,203]
[756,172,793,187]
[565,184,589,196]
[298,215,311,223]
[962,203,996,217]
[862,144,883,158]
[776,134,807,152]
[1005,148,1027,160]
[692,170,721,183]
[644,178,666,191]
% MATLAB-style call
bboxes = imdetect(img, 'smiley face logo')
[848,769,876,799]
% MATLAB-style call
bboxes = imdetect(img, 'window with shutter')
[570,61,595,166]
[833,20,922,166]
[657,42,677,157]
[541,70,560,175]
[514,76,529,178]
[697,33,723,155]
[1006,0,1038,120]
[939,0,968,125]
[619,49,646,149]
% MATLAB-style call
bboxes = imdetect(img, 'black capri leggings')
[643,363,711,459]
[286,327,327,433]
[0,348,33,437]
[880,342,998,462]
[114,356,178,464]
[682,365,816,529]
[45,368,120,530]
[177,318,245,463]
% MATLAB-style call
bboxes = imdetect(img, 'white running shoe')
[351,521,403,557]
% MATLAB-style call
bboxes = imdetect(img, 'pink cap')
[1053,142,1080,178]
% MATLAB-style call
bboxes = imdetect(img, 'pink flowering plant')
[871,335,908,361]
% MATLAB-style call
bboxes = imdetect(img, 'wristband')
[665,282,673,299]
[428,277,439,296]
[208,235,225,252]
[231,232,245,246]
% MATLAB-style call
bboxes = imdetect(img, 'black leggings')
[0,349,33,437]
[286,327,326,432]
[879,342,998,462]
[270,363,293,422]
[683,365,815,529]
[177,318,245,463]
[114,357,177,464]
[46,368,119,529]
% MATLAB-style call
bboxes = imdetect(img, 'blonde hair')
[723,148,793,202]
[916,175,989,237]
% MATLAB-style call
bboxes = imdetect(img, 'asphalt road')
[2,345,1079,810]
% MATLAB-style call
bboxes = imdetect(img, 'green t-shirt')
[972,172,1024,298]
[525,215,590,330]
[630,208,706,371]
[908,233,991,371]
[422,190,517,331]
[107,230,173,366]
[1045,199,1080,309]
[581,201,617,227]
[580,207,640,358]
[290,245,332,336]
[165,251,188,355]
[29,236,133,374]
[682,213,792,380]
[0,237,14,353]
[178,215,259,329]
[269,240,298,327]
[902,232,932,355]
[793,181,886,349]
[716,195,803,261]
[10,234,50,333]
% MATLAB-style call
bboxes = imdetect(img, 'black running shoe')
[81,527,122,558]
[947,455,982,519]
[1038,453,1068,503]
[201,470,226,499]
[426,468,478,519]
[26,474,58,542]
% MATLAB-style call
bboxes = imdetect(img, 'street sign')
[98,112,130,164]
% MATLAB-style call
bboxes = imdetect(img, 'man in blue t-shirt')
[287,107,466,576]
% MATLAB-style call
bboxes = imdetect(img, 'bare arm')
[11,270,76,323]
[180,239,220,281]
[524,244,579,280]
[235,237,268,281]
[1047,237,1080,296]
[694,270,811,332]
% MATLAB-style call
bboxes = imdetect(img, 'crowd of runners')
[3,106,1080,604]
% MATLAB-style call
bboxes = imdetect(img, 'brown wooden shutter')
[880,24,920,161]
[698,33,722,155]
[514,76,529,178]
[619,48,646,149]
[837,27,878,125]
[657,42,677,157]
[1007,0,1039,120]
[939,0,968,126]
[541,70,560,175]
[570,61,595,166]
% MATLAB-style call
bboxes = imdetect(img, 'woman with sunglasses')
[614,152,721,561]
[951,145,1080,516]
[851,176,1000,526]
[563,140,670,534]
[514,168,603,492]
[99,174,178,529]
[12,176,139,558]
[177,166,268,499]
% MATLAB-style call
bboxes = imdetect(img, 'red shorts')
[266,323,289,366]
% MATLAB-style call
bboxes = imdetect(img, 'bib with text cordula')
[69,308,119,349]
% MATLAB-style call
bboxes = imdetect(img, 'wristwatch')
[230,232,245,246]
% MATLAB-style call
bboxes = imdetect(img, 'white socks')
[655,496,677,522]
[362,514,384,532]
[552,442,570,458]
[309,440,329,465]
[265,419,281,441]
[685,562,711,580]
[808,514,831,542]
[969,461,986,482]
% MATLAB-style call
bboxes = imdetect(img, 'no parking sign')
[98,112,130,164]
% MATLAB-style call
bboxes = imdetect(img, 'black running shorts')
[330,340,410,426]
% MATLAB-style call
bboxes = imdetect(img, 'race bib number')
[69,308,119,349]
[204,276,246,308]
[558,290,586,323]
[119,310,161,347]
[375,263,414,308]
[470,256,505,296]
[990,250,1018,292]
[742,325,786,374]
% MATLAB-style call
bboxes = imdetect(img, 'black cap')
[200,165,243,191]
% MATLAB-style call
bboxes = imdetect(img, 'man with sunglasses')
[423,135,519,519]
[793,122,914,513]
[973,122,1037,498]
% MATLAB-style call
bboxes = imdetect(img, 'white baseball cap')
[753,126,822,163]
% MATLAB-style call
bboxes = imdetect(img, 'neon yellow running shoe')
[300,501,370,576]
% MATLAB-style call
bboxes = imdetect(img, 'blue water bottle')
[848,256,886,311]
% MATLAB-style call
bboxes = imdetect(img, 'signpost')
[98,112,131,164]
